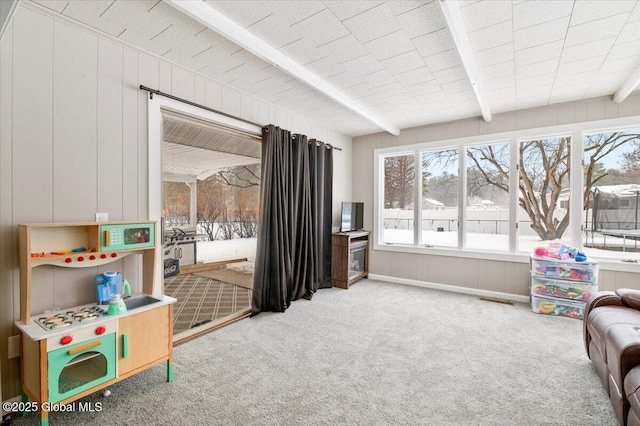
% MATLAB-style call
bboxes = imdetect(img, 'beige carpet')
[193,268,253,290]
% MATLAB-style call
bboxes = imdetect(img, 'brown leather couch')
[584,289,640,425]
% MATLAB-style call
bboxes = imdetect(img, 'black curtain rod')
[140,84,342,152]
[139,85,264,128]
[290,134,342,151]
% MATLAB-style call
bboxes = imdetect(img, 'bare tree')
[465,132,640,241]
[197,176,225,241]
[218,164,260,188]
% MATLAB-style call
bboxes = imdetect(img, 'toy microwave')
[100,222,155,252]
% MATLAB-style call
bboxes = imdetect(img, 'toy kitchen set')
[15,221,176,426]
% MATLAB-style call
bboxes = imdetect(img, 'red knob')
[100,254,107,259]
[64,258,72,263]
[77,256,84,262]
[95,326,106,335]
[89,255,96,260]
[111,253,117,258]
[60,335,73,345]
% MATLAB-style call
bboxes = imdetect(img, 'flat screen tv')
[340,202,364,232]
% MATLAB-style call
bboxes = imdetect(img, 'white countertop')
[15,294,176,341]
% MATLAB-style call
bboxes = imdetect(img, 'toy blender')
[103,271,131,315]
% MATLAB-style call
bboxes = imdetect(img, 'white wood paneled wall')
[354,94,640,298]
[0,5,352,400]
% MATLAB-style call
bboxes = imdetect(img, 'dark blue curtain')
[252,125,333,314]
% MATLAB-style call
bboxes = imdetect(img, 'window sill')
[373,243,640,273]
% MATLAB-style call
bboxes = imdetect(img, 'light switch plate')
[8,335,20,359]
[96,212,108,222]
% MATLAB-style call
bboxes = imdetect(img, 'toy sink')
[124,295,162,310]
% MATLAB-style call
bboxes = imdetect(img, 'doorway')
[147,95,262,343]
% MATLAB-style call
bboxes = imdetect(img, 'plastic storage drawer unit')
[531,277,597,301]
[531,257,599,283]
[531,294,586,319]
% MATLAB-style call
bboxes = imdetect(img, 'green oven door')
[47,333,116,403]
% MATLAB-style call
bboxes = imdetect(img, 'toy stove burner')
[36,306,107,331]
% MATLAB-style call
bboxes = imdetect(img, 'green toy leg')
[21,392,29,417]
[167,359,174,382]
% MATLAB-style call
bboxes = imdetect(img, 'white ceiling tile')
[440,79,473,94]
[607,39,640,61]
[32,0,71,13]
[433,66,467,85]
[553,70,599,87]
[417,90,451,104]
[559,37,616,64]
[65,0,159,38]
[551,83,590,99]
[512,0,573,30]
[460,0,512,33]
[323,1,383,21]
[630,2,640,22]
[617,20,640,44]
[372,82,408,98]
[412,29,455,58]
[341,54,385,77]
[556,56,605,77]
[480,62,515,80]
[484,74,515,91]
[394,66,435,86]
[584,83,620,98]
[517,95,551,110]
[565,14,628,48]
[491,97,517,113]
[515,58,560,79]
[600,56,640,74]
[424,49,462,72]
[386,1,431,16]
[289,9,350,45]
[486,86,517,100]
[513,16,570,51]
[381,50,426,75]
[342,3,402,43]
[280,40,326,67]
[475,43,515,68]
[395,1,445,38]
[407,80,443,95]
[468,20,513,52]
[516,73,556,90]
[591,69,634,86]
[517,85,553,100]
[514,41,563,67]
[206,1,274,28]
[364,30,416,61]
[361,70,397,88]
[317,34,369,64]
[570,0,636,26]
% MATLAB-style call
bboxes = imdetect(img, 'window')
[517,136,571,253]
[583,129,640,259]
[422,150,458,248]
[466,142,510,251]
[382,153,415,244]
[374,120,640,263]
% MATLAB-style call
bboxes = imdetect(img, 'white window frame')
[373,115,640,272]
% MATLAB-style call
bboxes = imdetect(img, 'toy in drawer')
[531,294,585,319]
[531,277,598,301]
[531,257,598,283]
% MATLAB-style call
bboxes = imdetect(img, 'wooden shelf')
[331,230,370,289]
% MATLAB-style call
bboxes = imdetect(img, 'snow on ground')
[197,238,257,274]
[383,229,640,261]
[195,230,639,277]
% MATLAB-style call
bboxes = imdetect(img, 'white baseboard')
[368,274,531,304]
